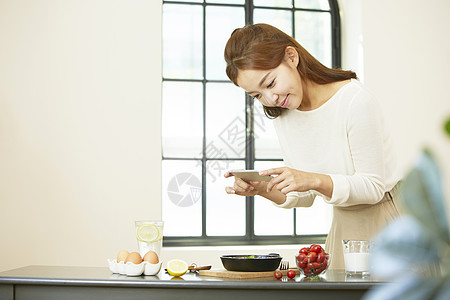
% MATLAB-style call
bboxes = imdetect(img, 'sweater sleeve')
[324,90,387,207]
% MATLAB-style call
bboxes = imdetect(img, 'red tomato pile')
[295,244,330,276]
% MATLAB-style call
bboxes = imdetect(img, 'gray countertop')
[0,265,382,289]
[0,266,388,300]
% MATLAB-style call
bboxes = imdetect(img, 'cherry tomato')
[287,270,296,279]
[299,247,309,255]
[313,268,323,275]
[317,252,325,263]
[310,244,322,253]
[297,253,306,262]
[305,251,318,263]
[274,270,283,279]
[311,262,321,270]
[297,261,306,268]
[318,264,326,273]
[303,268,311,275]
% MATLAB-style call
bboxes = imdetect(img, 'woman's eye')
[267,79,275,88]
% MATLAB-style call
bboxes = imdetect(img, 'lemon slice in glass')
[166,259,188,277]
[136,223,161,243]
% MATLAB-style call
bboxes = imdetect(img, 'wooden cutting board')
[198,269,274,279]
[198,268,299,279]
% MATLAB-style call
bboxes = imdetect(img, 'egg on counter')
[143,250,159,264]
[125,252,142,264]
[117,250,129,263]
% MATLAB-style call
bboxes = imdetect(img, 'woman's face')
[236,49,303,109]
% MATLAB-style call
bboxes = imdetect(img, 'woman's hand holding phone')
[226,167,313,196]
[260,167,333,198]
[224,169,303,205]
[260,167,317,194]
[224,170,267,197]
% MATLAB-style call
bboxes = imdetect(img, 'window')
[162,0,340,246]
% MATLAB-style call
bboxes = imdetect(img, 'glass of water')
[135,220,164,257]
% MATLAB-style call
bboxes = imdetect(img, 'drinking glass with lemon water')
[135,220,164,257]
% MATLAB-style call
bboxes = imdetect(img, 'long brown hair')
[224,23,357,118]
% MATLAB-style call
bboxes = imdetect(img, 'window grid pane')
[206,82,246,159]
[207,0,245,4]
[253,8,293,36]
[206,160,246,236]
[295,0,330,10]
[162,81,203,158]
[206,6,245,80]
[162,160,203,236]
[253,0,292,8]
[162,4,203,79]
[294,10,332,67]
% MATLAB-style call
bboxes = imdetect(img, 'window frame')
[162,0,341,247]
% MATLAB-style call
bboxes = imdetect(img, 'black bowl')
[220,254,282,272]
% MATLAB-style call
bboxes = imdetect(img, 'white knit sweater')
[273,79,402,208]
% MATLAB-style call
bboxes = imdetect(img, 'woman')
[223,24,402,269]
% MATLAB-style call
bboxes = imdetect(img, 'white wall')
[0,0,162,272]
[340,0,450,206]
[361,0,450,209]
[1,0,449,273]
[363,0,450,168]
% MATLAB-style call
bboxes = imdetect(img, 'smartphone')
[228,170,272,182]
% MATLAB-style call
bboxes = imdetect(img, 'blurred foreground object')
[444,117,450,138]
[364,150,450,300]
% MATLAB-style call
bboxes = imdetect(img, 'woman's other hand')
[260,167,333,198]
[224,171,266,196]
[260,167,317,194]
